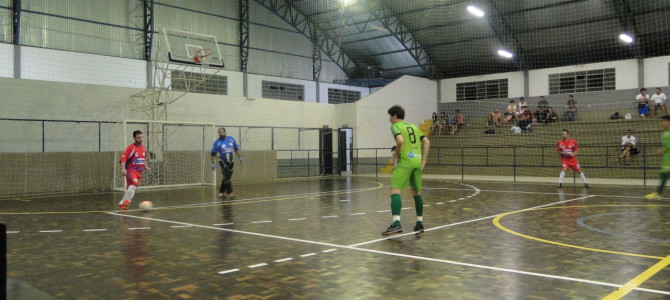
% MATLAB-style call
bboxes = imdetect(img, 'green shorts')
[391,164,422,190]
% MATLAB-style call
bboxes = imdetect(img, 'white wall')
[644,55,670,88]
[0,43,13,78]
[528,59,638,96]
[440,71,525,103]
[355,76,437,149]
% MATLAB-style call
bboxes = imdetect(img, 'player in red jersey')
[556,129,588,188]
[118,130,151,210]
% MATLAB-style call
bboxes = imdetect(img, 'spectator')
[486,108,503,127]
[454,109,465,133]
[504,99,518,124]
[620,130,637,165]
[650,88,667,118]
[636,88,650,118]
[518,98,529,116]
[544,106,558,124]
[438,112,447,135]
[564,95,577,121]
[429,112,439,134]
[535,96,549,122]
[518,107,533,132]
[445,114,457,134]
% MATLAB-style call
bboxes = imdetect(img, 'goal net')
[114,120,216,190]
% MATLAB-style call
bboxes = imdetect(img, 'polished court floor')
[1,177,669,299]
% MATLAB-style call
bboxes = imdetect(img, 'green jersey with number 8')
[391,121,424,168]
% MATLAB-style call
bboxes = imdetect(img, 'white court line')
[252,221,272,224]
[212,223,234,226]
[340,200,350,202]
[39,230,63,233]
[436,202,444,205]
[300,253,317,257]
[275,258,294,263]
[425,187,661,200]
[377,210,390,213]
[322,215,338,218]
[288,218,307,221]
[218,269,239,275]
[350,213,366,216]
[83,229,107,232]
[6,231,19,234]
[170,225,192,228]
[349,195,596,247]
[106,211,669,296]
[128,227,150,230]
[449,200,456,203]
[249,263,268,268]
[423,205,430,207]
[402,207,411,210]
[323,249,338,253]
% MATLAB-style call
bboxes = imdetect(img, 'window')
[170,70,227,95]
[549,68,615,95]
[328,88,361,104]
[456,79,508,101]
[262,81,305,101]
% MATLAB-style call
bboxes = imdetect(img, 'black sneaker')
[381,224,402,236]
[557,183,562,188]
[413,223,424,233]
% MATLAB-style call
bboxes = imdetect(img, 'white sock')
[416,216,423,222]
[580,172,588,184]
[393,215,400,222]
[558,171,566,184]
[120,185,137,203]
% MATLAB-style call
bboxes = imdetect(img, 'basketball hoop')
[193,48,213,64]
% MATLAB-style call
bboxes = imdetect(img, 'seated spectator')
[620,130,637,165]
[445,114,457,134]
[518,107,533,132]
[564,95,577,121]
[535,96,549,122]
[636,88,650,118]
[518,98,529,115]
[453,110,465,133]
[438,112,447,135]
[651,88,668,117]
[486,108,503,127]
[429,112,439,134]
[544,106,558,124]
[504,99,518,124]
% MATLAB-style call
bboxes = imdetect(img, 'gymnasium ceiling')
[283,0,670,80]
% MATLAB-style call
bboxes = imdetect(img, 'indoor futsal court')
[3,0,670,299]
[3,178,669,299]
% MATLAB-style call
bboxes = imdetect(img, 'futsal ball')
[139,201,154,211]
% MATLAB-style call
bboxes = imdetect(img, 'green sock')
[413,195,423,218]
[658,172,668,194]
[391,194,402,218]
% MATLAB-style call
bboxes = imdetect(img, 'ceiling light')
[467,5,485,17]
[497,49,514,58]
[619,33,633,43]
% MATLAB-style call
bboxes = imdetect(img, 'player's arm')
[393,134,403,167]
[119,145,131,176]
[144,149,151,172]
[556,143,563,156]
[421,136,430,171]
[210,141,219,169]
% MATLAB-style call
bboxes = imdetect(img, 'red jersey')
[120,143,147,171]
[557,138,578,158]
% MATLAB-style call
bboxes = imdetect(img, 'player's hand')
[145,166,151,172]
[422,160,426,171]
[238,157,243,163]
[211,163,217,170]
[121,169,127,176]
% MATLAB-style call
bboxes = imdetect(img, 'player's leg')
[218,161,227,197]
[574,164,588,187]
[224,161,235,198]
[119,171,140,210]
[410,168,424,233]
[382,167,410,235]
[557,162,568,187]
[646,160,670,199]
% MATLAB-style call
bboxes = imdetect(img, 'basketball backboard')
[163,28,225,68]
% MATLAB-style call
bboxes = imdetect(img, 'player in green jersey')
[645,115,670,199]
[382,105,431,235]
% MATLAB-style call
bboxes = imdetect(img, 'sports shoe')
[557,183,562,188]
[644,192,662,200]
[118,199,130,210]
[381,224,402,236]
[413,223,425,233]
[218,193,225,198]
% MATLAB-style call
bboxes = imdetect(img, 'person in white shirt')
[636,88,650,118]
[620,130,637,165]
[650,88,668,117]
[517,98,529,115]
[505,99,518,124]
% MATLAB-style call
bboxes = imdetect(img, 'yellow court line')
[601,254,670,300]
[493,205,670,260]
[0,181,385,215]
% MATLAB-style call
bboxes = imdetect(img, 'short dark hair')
[661,115,670,122]
[509,99,514,103]
[640,88,647,92]
[218,127,226,132]
[455,109,460,113]
[562,129,569,134]
[388,105,405,119]
[656,87,662,91]
[568,95,574,98]
[133,130,143,137]
[540,96,545,99]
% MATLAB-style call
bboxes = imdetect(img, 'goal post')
[114,120,217,191]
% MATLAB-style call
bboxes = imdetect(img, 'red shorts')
[561,157,581,171]
[126,169,142,187]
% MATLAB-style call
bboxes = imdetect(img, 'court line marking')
[38,230,62,233]
[350,213,366,216]
[349,195,596,247]
[275,258,293,263]
[424,187,667,200]
[493,205,670,260]
[83,229,107,232]
[300,253,317,257]
[106,211,670,296]
[212,223,234,226]
[252,221,272,224]
[248,263,268,268]
[127,227,150,230]
[6,231,19,234]
[322,215,338,218]
[288,218,306,221]
[170,225,193,228]
[218,269,239,275]
[602,254,670,300]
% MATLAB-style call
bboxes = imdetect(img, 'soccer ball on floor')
[139,201,154,211]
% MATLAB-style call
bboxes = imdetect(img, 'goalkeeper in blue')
[211,127,243,199]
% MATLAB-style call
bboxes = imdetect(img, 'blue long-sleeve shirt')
[211,136,239,163]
